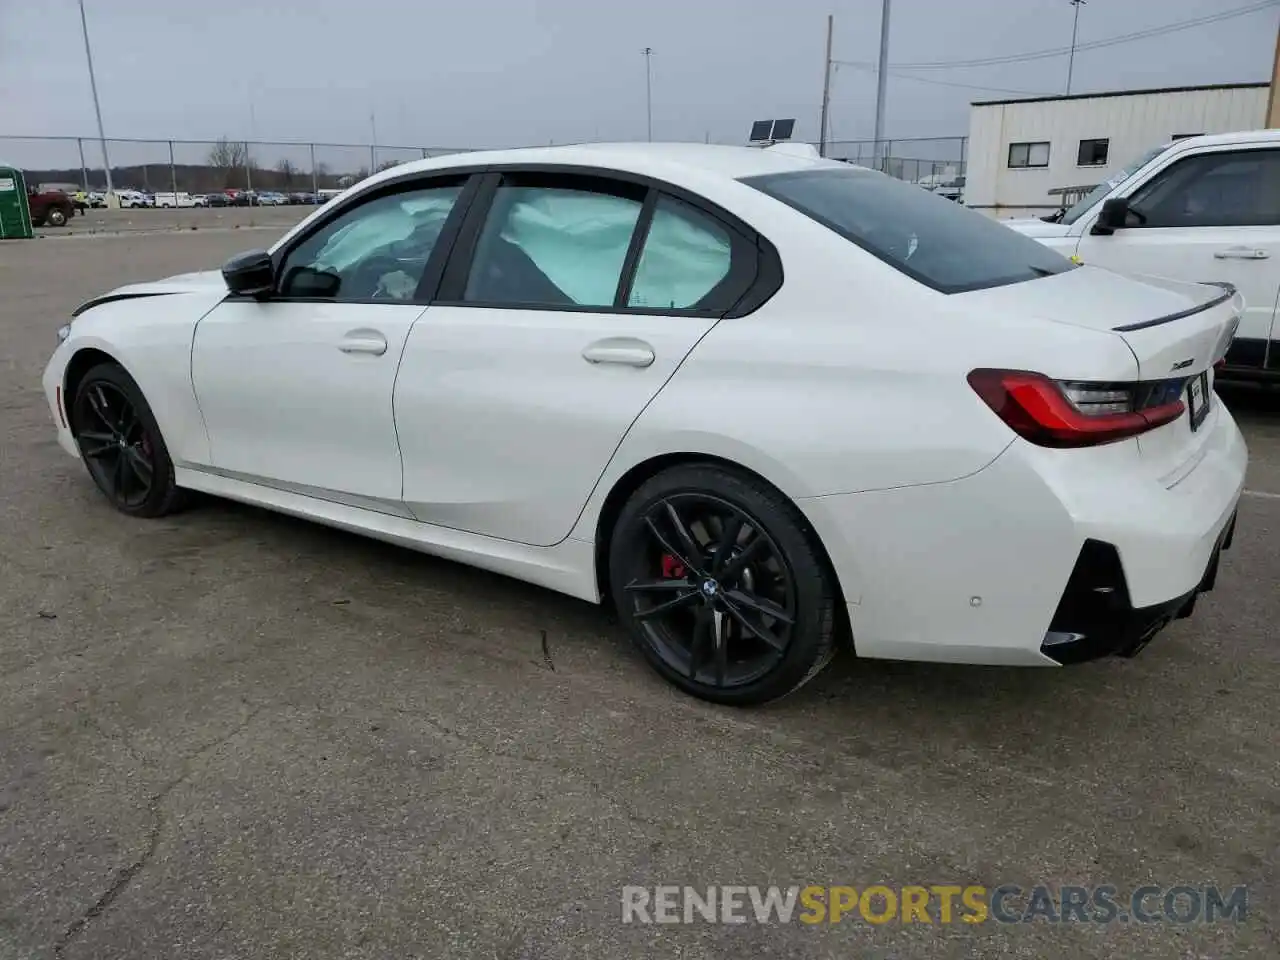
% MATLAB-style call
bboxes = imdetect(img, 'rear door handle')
[1214,247,1269,260]
[338,329,388,355]
[582,337,655,368]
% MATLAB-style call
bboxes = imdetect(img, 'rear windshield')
[742,168,1076,294]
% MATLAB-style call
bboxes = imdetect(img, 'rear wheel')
[46,208,68,227]
[609,464,837,706]
[70,363,187,518]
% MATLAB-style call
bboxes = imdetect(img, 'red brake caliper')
[661,554,686,580]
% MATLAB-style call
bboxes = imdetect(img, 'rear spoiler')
[1113,282,1236,333]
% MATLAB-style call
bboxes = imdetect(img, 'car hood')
[1002,218,1071,238]
[119,269,228,295]
[71,270,228,318]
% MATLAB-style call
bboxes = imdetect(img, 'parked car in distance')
[117,190,153,209]
[256,192,289,206]
[154,191,196,208]
[205,192,232,208]
[289,192,323,205]
[191,195,208,207]
[1006,129,1280,384]
[45,143,1247,705]
[26,186,75,227]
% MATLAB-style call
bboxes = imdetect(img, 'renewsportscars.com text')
[621,884,1248,925]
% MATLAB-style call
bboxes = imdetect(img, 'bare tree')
[208,137,248,188]
[377,159,401,172]
[314,162,330,188]
[276,158,296,190]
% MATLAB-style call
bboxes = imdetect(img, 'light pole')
[872,0,891,171]
[1066,0,1086,95]
[642,48,654,141]
[77,0,114,202]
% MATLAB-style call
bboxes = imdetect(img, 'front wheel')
[609,464,837,706]
[70,363,187,518]
[46,208,68,227]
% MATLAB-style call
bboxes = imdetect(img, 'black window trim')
[1076,137,1110,167]
[1008,141,1050,169]
[1122,146,1280,230]
[238,161,782,318]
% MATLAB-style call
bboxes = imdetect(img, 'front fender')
[51,290,226,467]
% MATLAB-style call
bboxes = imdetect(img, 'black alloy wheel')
[71,363,186,518]
[610,464,837,706]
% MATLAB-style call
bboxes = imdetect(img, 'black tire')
[70,363,188,518]
[608,464,837,706]
[46,207,68,227]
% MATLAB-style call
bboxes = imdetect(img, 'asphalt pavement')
[1,225,1277,959]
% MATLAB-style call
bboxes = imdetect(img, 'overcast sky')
[1,0,1276,156]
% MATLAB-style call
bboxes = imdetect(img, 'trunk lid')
[957,265,1240,377]
[957,265,1243,477]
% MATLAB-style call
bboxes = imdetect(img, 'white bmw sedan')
[44,143,1246,705]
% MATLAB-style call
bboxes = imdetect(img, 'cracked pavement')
[2,221,1278,958]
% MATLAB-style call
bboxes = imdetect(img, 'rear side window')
[464,185,643,307]
[743,168,1075,294]
[628,195,733,309]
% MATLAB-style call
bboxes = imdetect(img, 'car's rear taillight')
[967,368,1186,448]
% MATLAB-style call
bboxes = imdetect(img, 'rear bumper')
[799,403,1247,667]
[1040,510,1236,664]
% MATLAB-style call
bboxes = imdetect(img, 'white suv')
[1006,130,1280,384]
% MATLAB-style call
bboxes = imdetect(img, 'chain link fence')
[823,136,968,184]
[0,136,481,196]
[1,134,967,197]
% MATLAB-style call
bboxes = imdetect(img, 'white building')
[965,82,1269,219]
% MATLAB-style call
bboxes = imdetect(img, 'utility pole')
[1066,0,1086,95]
[1267,14,1280,126]
[77,0,114,203]
[872,0,891,172]
[819,15,834,158]
[246,102,256,193]
[642,48,654,141]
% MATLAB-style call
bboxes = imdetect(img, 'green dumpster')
[0,165,34,240]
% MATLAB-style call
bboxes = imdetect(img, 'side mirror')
[280,265,342,299]
[222,249,274,297]
[1091,197,1130,235]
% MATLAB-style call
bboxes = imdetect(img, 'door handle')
[338,329,388,355]
[582,338,655,368]
[1214,247,1269,260]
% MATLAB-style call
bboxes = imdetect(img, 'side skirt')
[174,465,602,603]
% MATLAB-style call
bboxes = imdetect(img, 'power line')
[834,0,1278,71]
[839,62,1053,97]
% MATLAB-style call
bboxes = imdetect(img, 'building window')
[1008,142,1050,169]
[1077,138,1109,166]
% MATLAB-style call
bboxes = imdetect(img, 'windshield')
[1060,145,1169,225]
[744,167,1075,294]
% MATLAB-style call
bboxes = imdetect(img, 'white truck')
[1005,130,1280,384]
[153,191,195,208]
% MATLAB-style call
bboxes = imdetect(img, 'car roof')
[1171,129,1280,150]
[362,142,850,188]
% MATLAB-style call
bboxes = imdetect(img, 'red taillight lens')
[967,368,1186,448]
